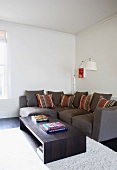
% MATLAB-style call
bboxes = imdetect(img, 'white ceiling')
[0,0,117,35]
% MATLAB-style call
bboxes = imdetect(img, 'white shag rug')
[0,128,117,170]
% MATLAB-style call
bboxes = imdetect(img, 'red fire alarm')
[78,68,86,78]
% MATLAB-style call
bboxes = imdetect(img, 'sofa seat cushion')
[58,108,89,125]
[72,112,94,136]
[20,107,58,118]
[51,106,72,113]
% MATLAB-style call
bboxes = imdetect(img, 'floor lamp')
[73,57,97,93]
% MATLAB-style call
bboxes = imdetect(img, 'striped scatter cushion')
[61,95,75,107]
[96,96,116,108]
[79,95,93,111]
[36,94,54,108]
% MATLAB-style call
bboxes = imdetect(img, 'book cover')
[40,124,67,134]
[32,115,49,122]
[46,127,67,134]
[42,122,65,130]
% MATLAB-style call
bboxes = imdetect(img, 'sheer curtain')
[0,31,7,98]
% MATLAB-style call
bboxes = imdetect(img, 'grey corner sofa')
[19,90,117,142]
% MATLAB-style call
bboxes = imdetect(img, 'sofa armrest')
[92,106,117,142]
[19,96,27,108]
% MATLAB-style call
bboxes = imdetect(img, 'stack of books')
[32,115,49,123]
[40,122,67,134]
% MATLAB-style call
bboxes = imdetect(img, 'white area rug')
[0,128,117,170]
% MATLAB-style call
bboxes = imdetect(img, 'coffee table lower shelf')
[20,117,86,164]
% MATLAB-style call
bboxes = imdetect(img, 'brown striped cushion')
[96,96,116,108]
[47,91,64,106]
[79,95,93,111]
[61,95,74,107]
[90,92,112,112]
[36,94,54,108]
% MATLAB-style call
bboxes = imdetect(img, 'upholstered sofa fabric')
[72,113,94,136]
[96,96,116,108]
[59,108,90,124]
[19,91,117,142]
[90,92,112,112]
[60,95,75,107]
[73,91,88,108]
[92,107,117,141]
[36,94,54,108]
[26,90,44,107]
[47,91,64,106]
[79,95,93,111]
[52,106,72,113]
[19,96,27,108]
[20,107,58,118]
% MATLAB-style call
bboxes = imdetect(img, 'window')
[0,31,7,98]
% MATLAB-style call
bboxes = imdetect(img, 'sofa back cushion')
[47,91,64,106]
[90,92,112,112]
[114,101,117,106]
[79,95,93,111]
[73,91,88,108]
[36,94,54,108]
[26,90,44,107]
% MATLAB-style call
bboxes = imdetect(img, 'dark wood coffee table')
[20,116,86,164]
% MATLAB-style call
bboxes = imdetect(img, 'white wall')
[75,16,117,98]
[0,21,75,118]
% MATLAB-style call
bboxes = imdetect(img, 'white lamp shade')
[85,61,97,70]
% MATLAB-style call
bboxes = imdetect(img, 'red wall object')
[78,68,85,78]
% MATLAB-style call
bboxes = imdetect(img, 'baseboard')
[0,111,19,119]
